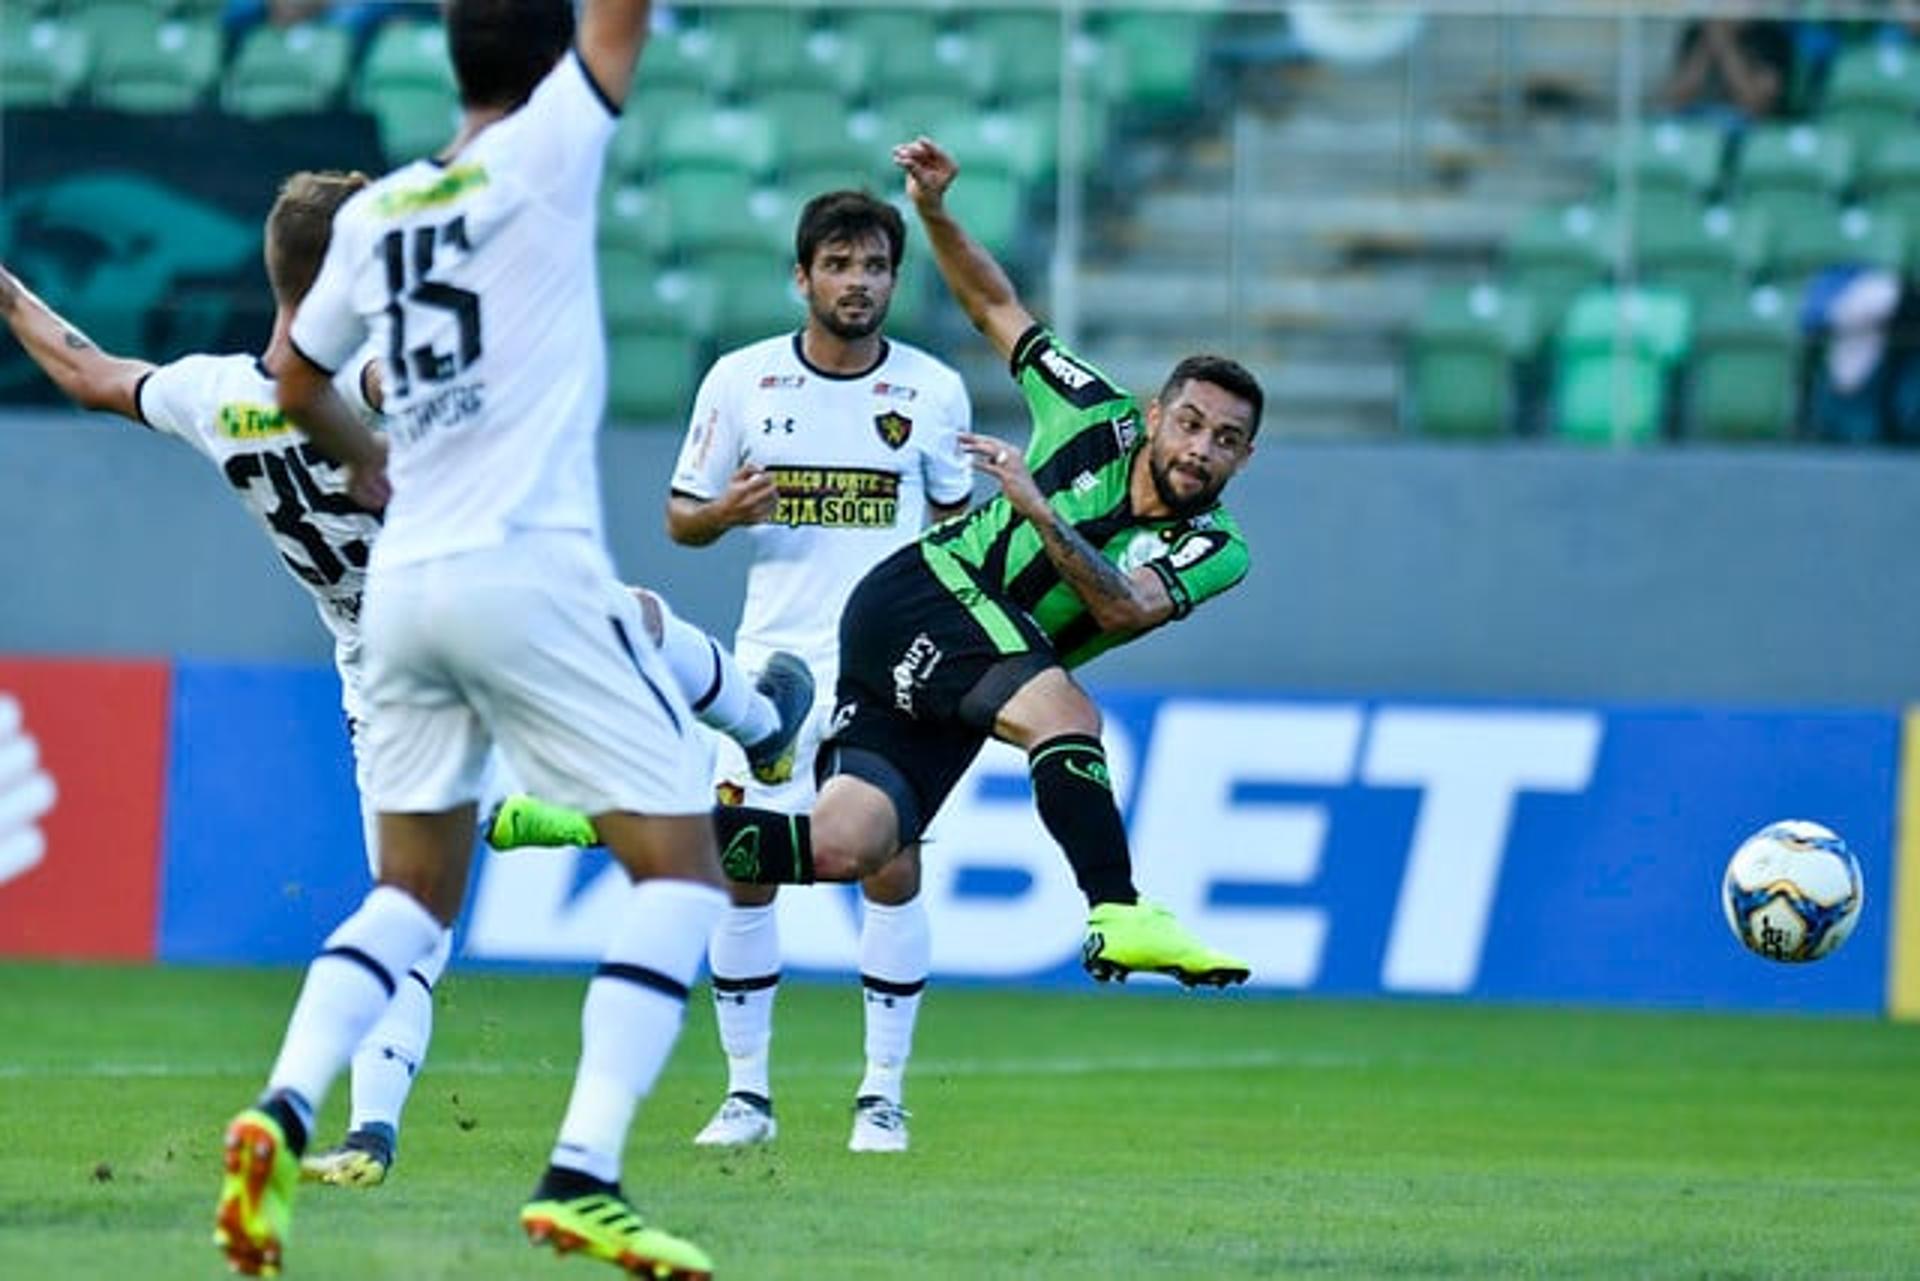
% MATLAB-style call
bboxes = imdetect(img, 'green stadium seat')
[971,11,1066,100]
[1768,206,1906,297]
[599,184,676,262]
[629,85,711,137]
[1010,91,1114,178]
[1501,203,1614,337]
[940,167,1025,257]
[881,92,984,145]
[638,26,741,98]
[603,262,716,423]
[854,16,996,104]
[65,1,161,52]
[223,21,351,117]
[933,109,1051,185]
[0,16,89,108]
[1604,119,1725,224]
[356,19,454,104]
[772,97,886,191]
[702,248,805,346]
[1819,42,1920,166]
[1732,123,1854,232]
[89,16,219,114]
[605,110,658,183]
[734,24,868,100]
[1094,10,1213,115]
[660,174,793,258]
[364,85,460,164]
[1629,204,1767,311]
[1406,283,1536,438]
[1553,286,1692,444]
[657,106,780,181]
[1685,286,1800,443]
[1858,133,1920,234]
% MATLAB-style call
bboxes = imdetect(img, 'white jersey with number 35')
[136,351,380,710]
[289,50,619,571]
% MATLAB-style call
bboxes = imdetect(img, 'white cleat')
[692,1092,777,1147]
[848,1095,910,1154]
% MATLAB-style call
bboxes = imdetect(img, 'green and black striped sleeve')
[1009,325,1142,465]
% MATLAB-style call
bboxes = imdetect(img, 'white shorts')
[360,532,709,817]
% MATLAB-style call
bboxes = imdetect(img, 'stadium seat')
[1604,119,1726,225]
[1552,286,1693,444]
[603,261,716,422]
[702,248,805,347]
[640,26,741,98]
[1094,10,1213,115]
[356,19,453,104]
[223,21,352,117]
[364,85,460,164]
[608,328,703,424]
[1501,203,1614,337]
[772,96,886,192]
[1732,123,1854,232]
[1857,133,1920,234]
[605,110,658,184]
[855,17,997,105]
[940,167,1026,257]
[89,16,220,114]
[971,10,1067,100]
[599,184,676,262]
[1767,206,1906,298]
[933,110,1051,186]
[0,15,89,108]
[1629,204,1767,311]
[1406,283,1536,438]
[661,175,794,259]
[1685,286,1800,443]
[1818,41,1920,166]
[735,25,868,100]
[657,106,780,182]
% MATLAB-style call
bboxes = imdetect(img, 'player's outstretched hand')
[959,432,1044,519]
[893,137,958,208]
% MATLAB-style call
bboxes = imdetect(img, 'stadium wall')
[4,410,1920,706]
[0,654,1909,1015]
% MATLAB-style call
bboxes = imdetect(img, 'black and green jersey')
[921,325,1249,668]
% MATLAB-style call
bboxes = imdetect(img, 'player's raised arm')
[0,263,153,421]
[575,0,654,111]
[894,137,1036,361]
[275,350,391,510]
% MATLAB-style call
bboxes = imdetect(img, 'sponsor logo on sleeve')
[872,380,919,401]
[759,374,807,390]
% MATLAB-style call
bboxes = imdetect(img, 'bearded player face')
[798,231,896,341]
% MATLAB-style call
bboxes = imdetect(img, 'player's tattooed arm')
[960,432,1174,634]
[0,262,153,421]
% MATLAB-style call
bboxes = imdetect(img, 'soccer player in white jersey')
[0,172,465,1191]
[676,190,972,1155]
[216,0,724,1275]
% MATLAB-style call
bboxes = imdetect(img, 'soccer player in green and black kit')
[496,136,1260,985]
[709,136,1260,985]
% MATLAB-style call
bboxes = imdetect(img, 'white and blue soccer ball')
[1721,820,1864,963]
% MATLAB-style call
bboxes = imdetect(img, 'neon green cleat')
[486,794,598,851]
[521,1190,714,1279]
[213,1109,297,1276]
[1083,901,1252,988]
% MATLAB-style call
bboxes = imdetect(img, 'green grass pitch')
[3,961,1918,1278]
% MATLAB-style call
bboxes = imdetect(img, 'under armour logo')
[762,417,795,435]
[0,694,57,887]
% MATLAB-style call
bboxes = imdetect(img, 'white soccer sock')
[266,886,443,1122]
[652,595,776,747]
[708,902,781,1100]
[347,926,452,1138]
[857,895,930,1105]
[551,879,726,1183]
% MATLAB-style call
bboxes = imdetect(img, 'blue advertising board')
[155,662,1899,1013]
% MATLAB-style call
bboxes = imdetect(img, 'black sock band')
[261,1091,310,1158]
[535,1162,619,1202]
[1029,733,1138,907]
[712,806,814,884]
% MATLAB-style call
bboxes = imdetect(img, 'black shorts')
[819,543,1056,842]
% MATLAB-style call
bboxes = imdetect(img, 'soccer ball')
[1721,820,1864,963]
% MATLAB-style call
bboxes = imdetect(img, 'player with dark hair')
[214,0,727,1274]
[705,137,1263,988]
[493,186,972,1153]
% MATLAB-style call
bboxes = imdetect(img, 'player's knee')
[811,810,894,882]
[861,847,921,903]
